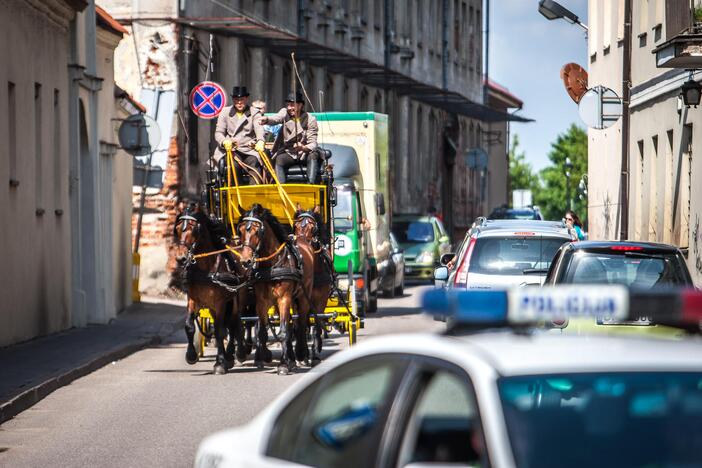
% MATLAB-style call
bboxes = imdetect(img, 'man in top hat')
[213,86,265,184]
[259,92,319,184]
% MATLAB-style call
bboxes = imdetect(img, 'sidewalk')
[0,297,185,425]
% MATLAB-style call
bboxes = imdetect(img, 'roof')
[485,79,523,109]
[335,332,702,378]
[96,5,129,36]
[570,240,681,253]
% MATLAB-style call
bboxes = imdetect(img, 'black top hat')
[231,86,250,97]
[285,91,305,103]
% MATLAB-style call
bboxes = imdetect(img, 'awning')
[176,15,532,123]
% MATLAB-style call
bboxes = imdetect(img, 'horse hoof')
[254,360,264,369]
[311,357,322,367]
[278,365,290,376]
[185,348,199,365]
[235,353,247,364]
[224,359,234,370]
[214,364,227,375]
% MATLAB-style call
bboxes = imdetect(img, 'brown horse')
[173,206,248,374]
[236,204,315,375]
[293,208,334,365]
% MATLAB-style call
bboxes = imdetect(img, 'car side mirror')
[433,266,449,281]
[439,235,450,244]
[439,253,455,266]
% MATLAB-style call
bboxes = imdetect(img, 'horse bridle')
[295,212,318,237]
[174,214,200,265]
[238,213,266,257]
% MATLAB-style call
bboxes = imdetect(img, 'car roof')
[343,332,702,377]
[569,240,681,253]
[474,220,573,238]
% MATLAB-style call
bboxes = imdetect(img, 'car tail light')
[610,245,644,251]
[454,236,477,287]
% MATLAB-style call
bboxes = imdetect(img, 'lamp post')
[538,0,588,33]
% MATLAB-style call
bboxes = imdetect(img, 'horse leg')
[253,298,271,369]
[223,301,236,364]
[213,307,232,374]
[184,299,198,365]
[233,313,248,364]
[277,294,293,375]
[294,307,310,366]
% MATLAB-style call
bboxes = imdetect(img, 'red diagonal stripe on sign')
[195,88,218,113]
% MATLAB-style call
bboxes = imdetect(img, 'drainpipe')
[442,0,448,90]
[620,0,631,240]
[384,0,394,70]
[484,0,490,103]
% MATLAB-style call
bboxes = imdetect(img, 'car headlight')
[417,251,435,264]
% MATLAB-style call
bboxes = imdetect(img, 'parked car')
[195,286,702,468]
[392,215,450,281]
[542,241,694,336]
[488,205,543,220]
[378,232,405,297]
[435,219,576,290]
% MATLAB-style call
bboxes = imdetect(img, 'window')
[266,356,408,467]
[8,82,17,187]
[397,368,486,466]
[53,89,61,210]
[468,236,568,275]
[650,135,658,241]
[500,372,702,468]
[35,82,43,213]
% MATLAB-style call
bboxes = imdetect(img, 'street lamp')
[538,0,588,32]
[681,79,702,107]
[564,157,574,210]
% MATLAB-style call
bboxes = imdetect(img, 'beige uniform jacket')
[213,105,264,161]
[267,109,318,160]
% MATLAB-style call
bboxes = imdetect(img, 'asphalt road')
[0,284,440,468]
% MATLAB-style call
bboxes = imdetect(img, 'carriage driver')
[213,86,266,185]
[259,92,320,184]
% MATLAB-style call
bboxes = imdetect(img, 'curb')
[0,335,163,425]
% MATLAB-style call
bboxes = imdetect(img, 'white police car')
[195,287,702,468]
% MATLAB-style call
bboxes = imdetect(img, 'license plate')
[598,316,653,326]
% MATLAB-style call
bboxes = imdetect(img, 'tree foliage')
[508,134,539,196]
[533,124,588,223]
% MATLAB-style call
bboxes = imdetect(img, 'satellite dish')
[561,63,588,104]
[578,86,623,130]
[118,114,161,156]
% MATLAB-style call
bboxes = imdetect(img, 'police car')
[195,287,702,468]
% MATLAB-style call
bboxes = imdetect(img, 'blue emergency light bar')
[423,286,702,330]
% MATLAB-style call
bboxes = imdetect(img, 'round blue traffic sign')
[189,81,226,119]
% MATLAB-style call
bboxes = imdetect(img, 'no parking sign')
[189,81,226,119]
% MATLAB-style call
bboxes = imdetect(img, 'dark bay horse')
[293,208,334,365]
[236,204,315,375]
[174,206,248,374]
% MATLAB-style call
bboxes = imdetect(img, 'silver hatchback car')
[435,219,577,289]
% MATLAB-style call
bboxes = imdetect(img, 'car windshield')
[489,209,538,220]
[394,221,434,243]
[468,236,566,275]
[562,251,690,287]
[499,372,702,468]
[333,189,353,232]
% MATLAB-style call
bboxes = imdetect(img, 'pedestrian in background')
[565,210,586,240]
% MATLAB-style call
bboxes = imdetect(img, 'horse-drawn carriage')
[174,144,360,375]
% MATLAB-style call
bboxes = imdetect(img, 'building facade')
[100,0,524,294]
[0,0,134,346]
[588,0,702,284]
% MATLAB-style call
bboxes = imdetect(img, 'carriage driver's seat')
[284,149,332,184]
